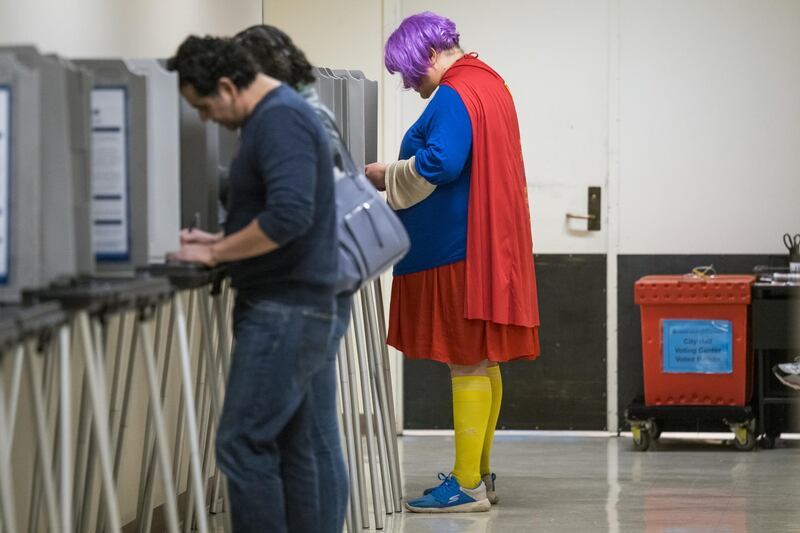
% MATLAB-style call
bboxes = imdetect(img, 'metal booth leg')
[57,325,73,533]
[136,302,181,533]
[336,341,362,532]
[139,302,180,533]
[372,279,403,511]
[78,316,114,533]
[171,291,194,498]
[136,304,164,530]
[0,349,20,533]
[72,321,92,532]
[351,292,385,529]
[343,318,370,529]
[28,335,57,533]
[24,336,60,533]
[97,311,137,533]
[361,288,395,515]
[365,281,403,512]
[6,345,24,455]
[183,290,211,533]
[210,284,232,516]
[0,346,23,533]
[196,291,226,527]
[77,312,122,532]
[186,289,226,533]
[33,326,73,533]
[173,292,210,533]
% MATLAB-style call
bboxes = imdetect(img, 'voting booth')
[127,59,181,264]
[310,67,403,531]
[314,68,379,167]
[358,71,379,165]
[76,59,180,273]
[315,68,345,135]
[333,70,366,167]
[0,53,397,533]
[179,98,239,233]
[0,52,41,302]
[75,59,147,271]
[0,47,95,283]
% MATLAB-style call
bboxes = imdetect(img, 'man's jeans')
[217,294,335,533]
[310,292,352,533]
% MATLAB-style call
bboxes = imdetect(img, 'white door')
[383,0,614,431]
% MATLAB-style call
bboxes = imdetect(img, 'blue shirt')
[393,85,473,276]
[225,85,338,305]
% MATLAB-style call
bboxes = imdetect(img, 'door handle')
[565,186,601,231]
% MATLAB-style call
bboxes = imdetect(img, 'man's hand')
[180,228,223,245]
[364,162,387,191]
[168,244,218,267]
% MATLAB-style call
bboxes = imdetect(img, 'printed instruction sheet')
[91,87,130,260]
[0,87,10,282]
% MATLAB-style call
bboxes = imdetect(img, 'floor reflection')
[380,434,800,533]
[209,434,800,532]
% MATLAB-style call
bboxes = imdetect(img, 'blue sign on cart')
[662,319,733,374]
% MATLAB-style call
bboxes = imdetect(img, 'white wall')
[394,0,611,255]
[618,0,800,255]
[262,0,383,83]
[262,0,386,159]
[0,0,262,57]
[263,0,800,257]
[265,0,612,254]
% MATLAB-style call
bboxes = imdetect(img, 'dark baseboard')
[404,254,608,430]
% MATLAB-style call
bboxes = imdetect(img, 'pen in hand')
[189,212,201,233]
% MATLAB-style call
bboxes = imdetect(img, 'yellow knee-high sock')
[451,376,492,489]
[480,364,503,476]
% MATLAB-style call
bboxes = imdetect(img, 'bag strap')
[312,107,359,176]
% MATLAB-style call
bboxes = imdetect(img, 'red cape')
[441,54,540,328]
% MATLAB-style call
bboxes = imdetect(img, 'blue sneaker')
[424,472,499,505]
[405,473,491,513]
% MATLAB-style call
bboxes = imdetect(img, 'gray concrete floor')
[386,434,800,533]
[213,434,800,532]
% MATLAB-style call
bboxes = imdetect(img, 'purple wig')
[384,11,460,89]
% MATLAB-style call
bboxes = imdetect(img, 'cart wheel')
[758,434,776,450]
[650,420,661,441]
[632,426,651,451]
[758,433,780,450]
[733,427,756,451]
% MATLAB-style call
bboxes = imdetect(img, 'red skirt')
[387,260,540,365]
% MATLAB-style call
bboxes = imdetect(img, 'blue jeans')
[217,294,335,533]
[310,292,352,533]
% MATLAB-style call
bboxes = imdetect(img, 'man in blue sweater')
[167,36,337,533]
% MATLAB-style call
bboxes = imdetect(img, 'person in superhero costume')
[365,11,541,513]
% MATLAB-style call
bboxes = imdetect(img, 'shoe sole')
[405,499,492,513]
[776,373,800,391]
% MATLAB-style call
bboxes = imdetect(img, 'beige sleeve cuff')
[385,156,437,210]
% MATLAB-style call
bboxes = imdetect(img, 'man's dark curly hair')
[166,35,258,96]
[233,25,316,90]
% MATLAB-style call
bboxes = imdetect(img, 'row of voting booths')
[313,67,405,530]
[0,46,399,533]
